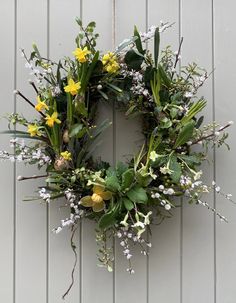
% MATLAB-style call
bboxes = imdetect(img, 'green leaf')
[169,155,182,183]
[158,64,171,87]
[116,37,137,53]
[174,120,195,149]
[83,51,100,89]
[116,162,128,176]
[98,90,109,100]
[178,154,201,166]
[69,123,83,138]
[121,169,135,191]
[98,203,120,230]
[124,49,144,70]
[105,175,120,192]
[106,83,122,93]
[154,27,160,67]
[179,99,206,126]
[134,25,145,55]
[126,186,148,204]
[123,198,134,211]
[75,100,88,117]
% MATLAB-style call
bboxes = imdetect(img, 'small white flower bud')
[215,186,221,193]
[13,90,19,95]
[17,175,23,181]
[97,84,102,90]
[228,121,234,125]
[214,131,220,136]
[165,204,171,210]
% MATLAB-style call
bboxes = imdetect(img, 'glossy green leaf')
[98,203,120,230]
[123,198,134,211]
[124,49,143,70]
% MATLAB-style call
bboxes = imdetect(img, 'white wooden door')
[0,1,236,302]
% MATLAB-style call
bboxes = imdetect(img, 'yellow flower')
[35,96,49,112]
[72,46,91,63]
[64,78,81,96]
[80,185,112,212]
[60,151,72,161]
[27,124,42,137]
[45,112,61,127]
[102,52,119,73]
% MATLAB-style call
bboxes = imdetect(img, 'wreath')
[1,19,233,298]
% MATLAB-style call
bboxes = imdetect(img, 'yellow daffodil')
[72,46,91,63]
[27,124,42,137]
[60,151,72,161]
[45,112,61,127]
[64,78,81,96]
[80,185,112,212]
[102,52,119,73]
[35,96,49,112]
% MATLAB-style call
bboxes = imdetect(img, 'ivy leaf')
[121,169,135,191]
[126,186,148,204]
[174,120,195,149]
[123,198,134,211]
[169,155,182,183]
[105,175,120,192]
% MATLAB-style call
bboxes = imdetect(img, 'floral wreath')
[1,19,233,298]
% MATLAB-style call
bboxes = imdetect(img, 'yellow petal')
[92,201,105,212]
[93,185,105,195]
[100,191,112,200]
[80,196,93,207]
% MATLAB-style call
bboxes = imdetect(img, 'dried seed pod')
[63,129,70,143]
[54,156,70,171]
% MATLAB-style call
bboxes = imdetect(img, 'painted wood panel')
[0,1,15,301]
[15,1,48,303]
[214,1,236,303]
[181,1,215,302]
[0,1,236,303]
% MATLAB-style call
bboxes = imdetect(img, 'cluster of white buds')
[120,65,151,101]
[117,227,152,274]
[39,188,51,203]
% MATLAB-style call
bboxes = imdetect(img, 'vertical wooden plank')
[81,1,114,303]
[181,1,215,302]
[115,1,148,303]
[214,1,236,302]
[0,1,15,301]
[48,1,81,301]
[148,2,181,303]
[15,1,47,302]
